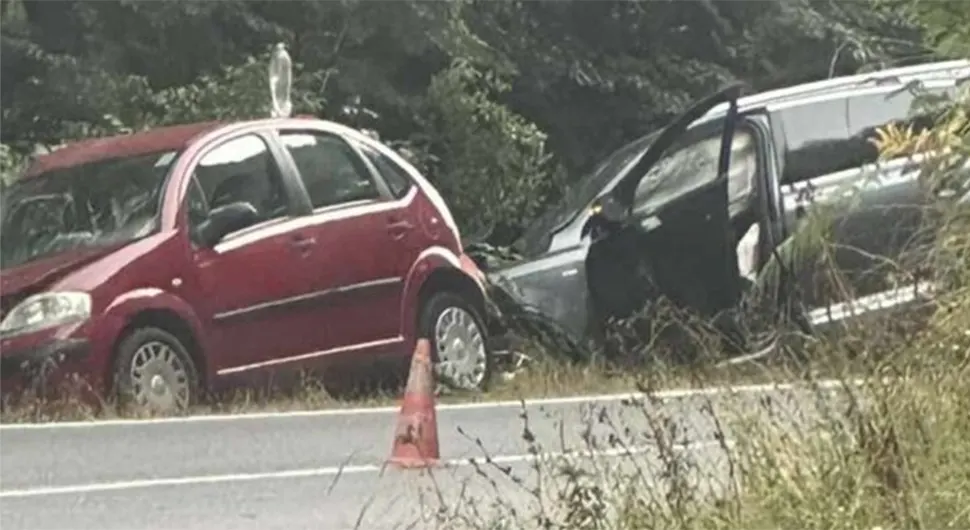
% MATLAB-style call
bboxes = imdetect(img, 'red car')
[0,116,494,413]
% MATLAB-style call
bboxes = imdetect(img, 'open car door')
[582,84,745,329]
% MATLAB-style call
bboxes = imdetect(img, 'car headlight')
[0,292,92,338]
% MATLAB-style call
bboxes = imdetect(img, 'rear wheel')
[419,292,493,392]
[113,327,200,414]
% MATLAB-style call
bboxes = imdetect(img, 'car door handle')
[387,220,414,231]
[387,219,414,240]
[290,235,316,250]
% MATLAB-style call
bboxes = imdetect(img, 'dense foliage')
[0,0,951,239]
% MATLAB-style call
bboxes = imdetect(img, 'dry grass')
[0,292,926,426]
[0,351,798,424]
[0,322,895,424]
[405,288,970,530]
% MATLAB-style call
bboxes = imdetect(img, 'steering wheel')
[21,222,58,258]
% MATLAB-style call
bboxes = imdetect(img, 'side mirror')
[196,201,259,247]
[581,194,628,240]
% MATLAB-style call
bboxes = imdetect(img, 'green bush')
[406,59,565,238]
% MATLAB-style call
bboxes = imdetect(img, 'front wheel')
[113,327,201,415]
[419,292,493,392]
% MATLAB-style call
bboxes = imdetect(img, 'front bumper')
[1,338,91,376]
[1,325,94,400]
[458,252,510,342]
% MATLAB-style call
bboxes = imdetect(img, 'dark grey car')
[474,59,970,360]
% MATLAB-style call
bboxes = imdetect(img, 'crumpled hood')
[0,246,119,301]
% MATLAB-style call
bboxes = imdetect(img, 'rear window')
[355,142,414,199]
[774,87,950,184]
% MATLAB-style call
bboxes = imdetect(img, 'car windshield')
[633,129,757,218]
[515,132,658,256]
[0,150,179,270]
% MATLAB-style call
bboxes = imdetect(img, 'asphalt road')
[0,380,855,530]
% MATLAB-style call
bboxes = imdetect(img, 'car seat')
[210,172,270,215]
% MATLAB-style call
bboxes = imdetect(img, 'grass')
[405,190,970,530]
[0,350,800,424]
[0,320,898,424]
[403,288,970,530]
[0,289,929,426]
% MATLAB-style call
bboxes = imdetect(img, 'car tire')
[113,327,201,415]
[419,291,493,392]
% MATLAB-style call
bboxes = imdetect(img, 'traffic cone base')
[389,338,440,468]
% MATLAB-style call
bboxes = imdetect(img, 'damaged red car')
[0,46,495,413]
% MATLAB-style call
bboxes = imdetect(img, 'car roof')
[21,115,367,179]
[700,59,970,122]
[579,60,969,228]
[24,121,225,178]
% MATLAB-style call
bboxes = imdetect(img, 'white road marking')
[807,281,935,326]
[0,441,723,499]
[0,379,859,431]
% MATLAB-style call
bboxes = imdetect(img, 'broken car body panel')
[485,84,747,349]
[584,84,745,320]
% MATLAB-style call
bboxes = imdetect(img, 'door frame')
[176,128,331,374]
[259,126,415,352]
[583,85,746,323]
[604,84,744,216]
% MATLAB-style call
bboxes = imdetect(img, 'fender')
[398,246,487,345]
[95,287,212,381]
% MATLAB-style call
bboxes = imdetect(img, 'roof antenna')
[268,42,293,118]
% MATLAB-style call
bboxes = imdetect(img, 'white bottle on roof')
[268,42,293,118]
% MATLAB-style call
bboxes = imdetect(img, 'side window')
[777,88,947,185]
[633,128,757,216]
[279,132,380,209]
[848,88,946,161]
[356,142,414,199]
[775,99,852,184]
[190,134,290,231]
[185,177,208,229]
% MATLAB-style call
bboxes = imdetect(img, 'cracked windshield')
[1,151,178,269]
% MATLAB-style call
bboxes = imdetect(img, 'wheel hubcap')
[150,374,167,395]
[433,306,487,390]
[129,341,190,412]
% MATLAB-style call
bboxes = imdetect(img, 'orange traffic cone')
[388,338,440,468]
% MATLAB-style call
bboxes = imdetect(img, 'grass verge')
[0,352,807,424]
[0,304,924,425]
[409,288,970,530]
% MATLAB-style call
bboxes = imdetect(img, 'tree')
[0,0,932,238]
